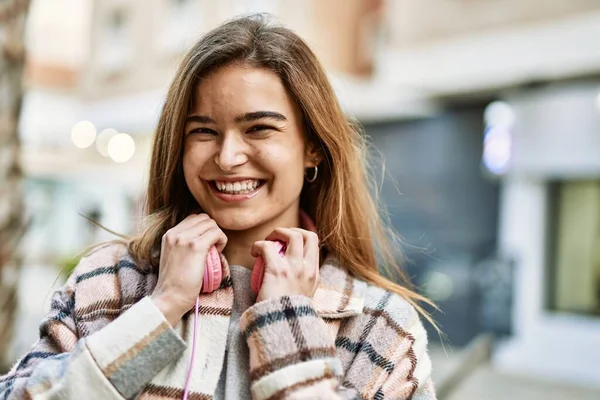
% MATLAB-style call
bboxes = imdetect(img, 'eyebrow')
[185,115,216,124]
[185,111,287,125]
[235,111,287,123]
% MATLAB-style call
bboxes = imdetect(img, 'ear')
[304,141,323,168]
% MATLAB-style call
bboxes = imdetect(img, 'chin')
[209,207,266,231]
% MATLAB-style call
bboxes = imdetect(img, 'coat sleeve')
[0,252,186,400]
[241,293,436,400]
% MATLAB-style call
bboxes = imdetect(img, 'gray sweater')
[214,264,254,399]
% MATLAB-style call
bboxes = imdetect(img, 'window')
[159,0,201,55]
[98,8,130,73]
[548,180,600,316]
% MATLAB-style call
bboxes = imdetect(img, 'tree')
[0,0,29,373]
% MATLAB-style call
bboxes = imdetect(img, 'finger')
[163,213,210,241]
[176,213,211,231]
[290,228,320,287]
[188,217,227,252]
[265,228,303,259]
[194,218,227,252]
[214,231,228,253]
[289,228,319,260]
[175,225,228,256]
[194,226,228,254]
[251,241,284,266]
[174,218,227,251]
[173,217,215,243]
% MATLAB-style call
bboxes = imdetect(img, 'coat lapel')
[146,255,234,398]
[312,255,367,318]
[144,238,367,397]
[300,210,367,318]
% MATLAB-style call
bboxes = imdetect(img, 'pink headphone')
[182,210,315,399]
[200,240,286,296]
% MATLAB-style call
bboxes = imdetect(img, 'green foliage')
[55,252,83,279]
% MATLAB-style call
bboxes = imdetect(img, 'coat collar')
[311,254,367,318]
[214,252,367,319]
[159,210,367,319]
[299,210,366,318]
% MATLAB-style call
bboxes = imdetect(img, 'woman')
[0,15,436,400]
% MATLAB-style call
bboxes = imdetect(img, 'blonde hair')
[128,15,437,325]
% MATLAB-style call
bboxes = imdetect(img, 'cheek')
[181,147,194,182]
[260,143,305,183]
[182,143,211,181]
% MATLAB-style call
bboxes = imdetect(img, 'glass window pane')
[551,180,600,315]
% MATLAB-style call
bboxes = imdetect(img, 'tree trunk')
[0,0,29,374]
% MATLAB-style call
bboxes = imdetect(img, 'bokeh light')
[484,101,516,129]
[96,128,118,157]
[422,271,454,302]
[70,121,97,148]
[107,133,136,163]
[483,127,512,175]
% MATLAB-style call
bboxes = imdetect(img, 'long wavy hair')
[128,14,436,324]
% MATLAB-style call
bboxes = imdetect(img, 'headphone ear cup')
[251,241,286,295]
[202,246,223,293]
[250,257,265,296]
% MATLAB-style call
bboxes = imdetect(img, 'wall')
[494,83,600,388]
[364,105,501,345]
[509,83,600,177]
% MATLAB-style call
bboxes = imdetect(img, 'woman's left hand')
[251,227,320,302]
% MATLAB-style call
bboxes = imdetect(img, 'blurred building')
[20,0,136,263]
[379,0,600,389]
[18,0,600,390]
[383,1,600,389]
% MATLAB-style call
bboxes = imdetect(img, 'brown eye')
[247,125,273,134]
[189,128,218,135]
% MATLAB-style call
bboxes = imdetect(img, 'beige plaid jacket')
[0,243,436,399]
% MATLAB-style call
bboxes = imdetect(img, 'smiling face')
[182,64,318,231]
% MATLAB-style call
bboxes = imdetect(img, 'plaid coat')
[0,243,436,400]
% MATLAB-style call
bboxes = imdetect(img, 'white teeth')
[214,179,262,194]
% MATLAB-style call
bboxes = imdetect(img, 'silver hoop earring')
[305,165,318,183]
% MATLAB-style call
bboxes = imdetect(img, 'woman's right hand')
[150,213,227,327]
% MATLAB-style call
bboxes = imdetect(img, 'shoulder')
[68,242,152,329]
[317,255,425,335]
[337,282,434,397]
[69,241,149,287]
[338,279,430,353]
[71,241,134,277]
[362,283,423,335]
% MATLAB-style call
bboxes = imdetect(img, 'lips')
[207,178,266,202]
[213,179,262,194]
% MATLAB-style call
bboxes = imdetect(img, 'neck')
[222,206,300,269]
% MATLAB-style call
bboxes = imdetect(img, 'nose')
[214,133,248,171]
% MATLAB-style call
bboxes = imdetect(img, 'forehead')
[191,64,299,116]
